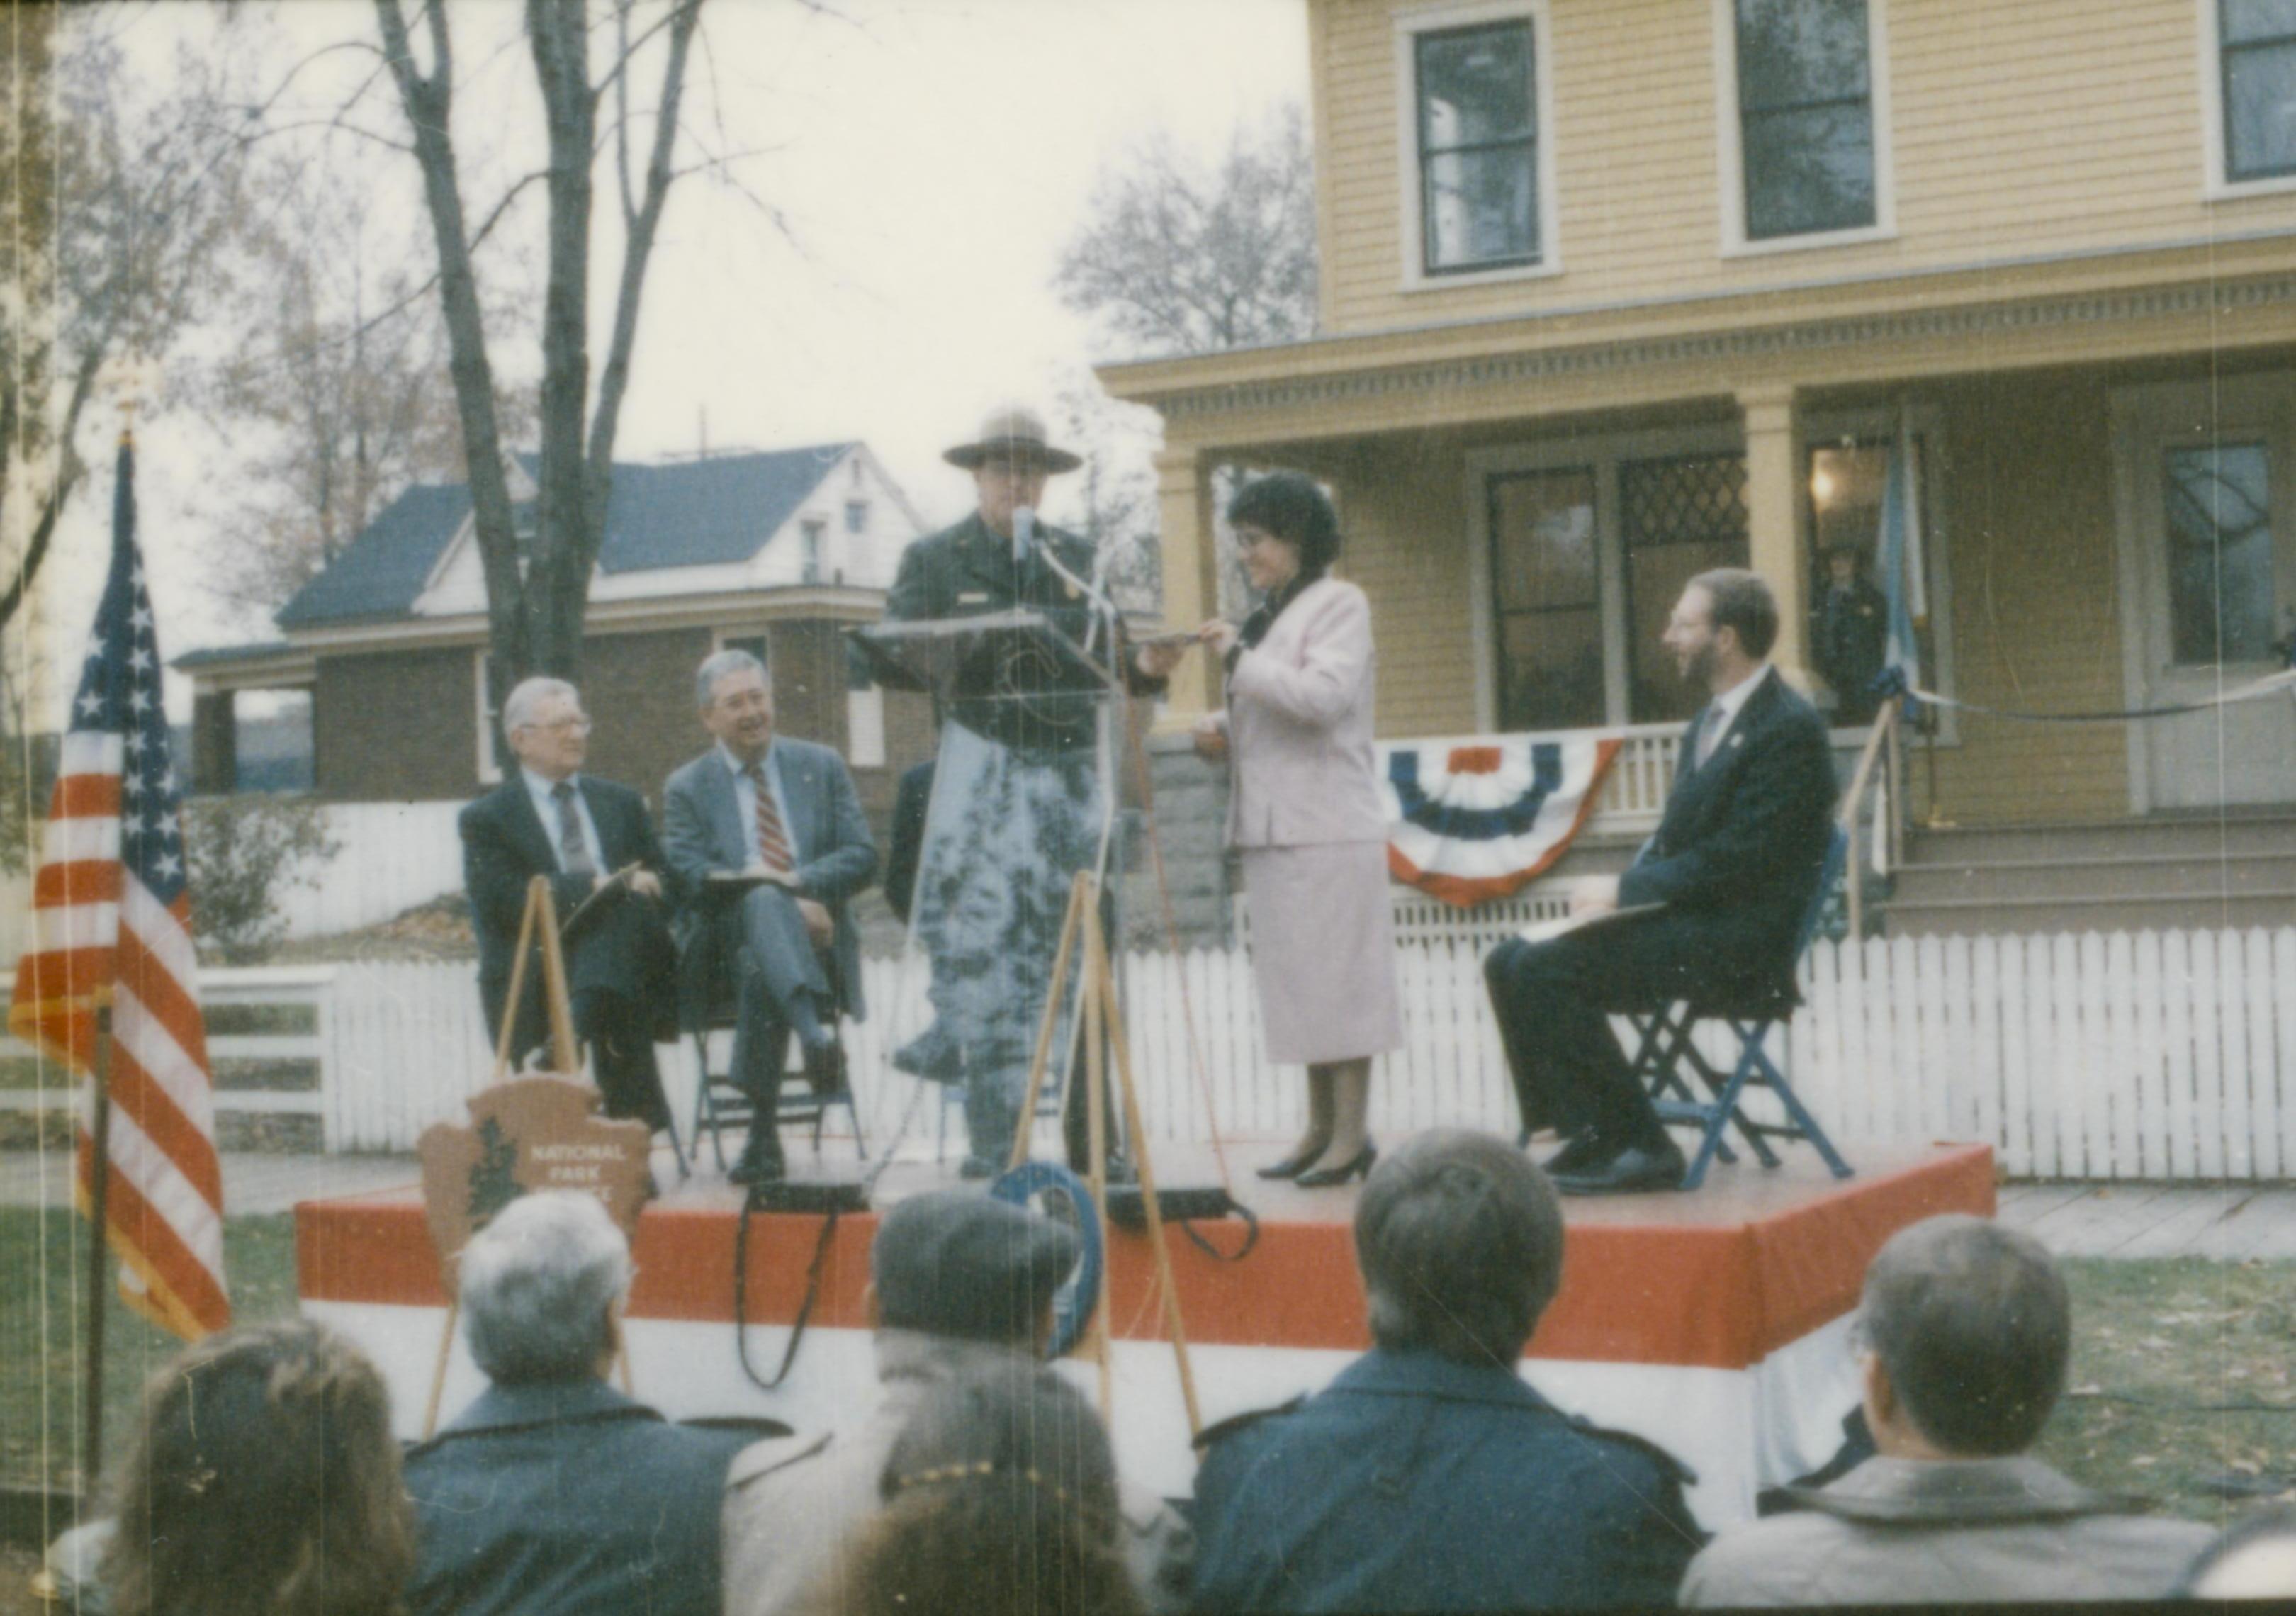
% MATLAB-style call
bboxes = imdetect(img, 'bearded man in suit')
[663,649,877,1185]
[461,676,679,1132]
[1483,568,1837,1194]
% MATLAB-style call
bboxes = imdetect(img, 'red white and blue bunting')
[1378,734,1623,907]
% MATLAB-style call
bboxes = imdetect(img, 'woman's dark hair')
[792,1362,1142,1616]
[104,1320,415,1616]
[1227,471,1340,574]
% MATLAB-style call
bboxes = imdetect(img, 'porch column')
[1738,383,1813,688]
[190,688,237,795]
[1152,444,1219,728]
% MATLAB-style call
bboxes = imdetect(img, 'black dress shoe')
[1541,1132,1606,1177]
[1295,1140,1378,1189]
[728,1143,785,1186]
[893,1025,963,1082]
[1551,1140,1687,1196]
[801,1038,846,1099]
[1256,1138,1333,1181]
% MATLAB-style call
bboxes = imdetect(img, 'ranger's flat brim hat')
[943,405,1082,474]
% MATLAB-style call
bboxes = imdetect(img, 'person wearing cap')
[882,407,1185,1178]
[1811,540,1889,724]
[719,1189,1192,1616]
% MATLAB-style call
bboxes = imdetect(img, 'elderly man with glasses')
[461,675,680,1135]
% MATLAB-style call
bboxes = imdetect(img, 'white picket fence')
[6,927,2290,1179]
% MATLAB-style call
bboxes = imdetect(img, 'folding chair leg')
[1652,1012,1739,1167]
[691,1032,730,1175]
[1752,1044,1855,1180]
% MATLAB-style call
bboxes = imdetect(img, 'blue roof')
[276,444,857,628]
[276,483,472,628]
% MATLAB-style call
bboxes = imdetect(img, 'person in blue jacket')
[1188,1130,1704,1612]
[403,1192,747,1616]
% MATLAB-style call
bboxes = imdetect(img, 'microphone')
[1012,505,1035,567]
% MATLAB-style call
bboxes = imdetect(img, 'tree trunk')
[375,0,528,680]
[527,0,595,683]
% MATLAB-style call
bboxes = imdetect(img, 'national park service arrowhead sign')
[417,1075,652,1286]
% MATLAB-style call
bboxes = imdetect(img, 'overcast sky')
[23,0,1310,725]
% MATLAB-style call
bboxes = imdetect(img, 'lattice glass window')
[1735,0,1877,240]
[1490,468,1603,731]
[2222,0,2296,181]
[1621,454,1750,722]
[1414,20,1539,274]
[2164,442,2276,664]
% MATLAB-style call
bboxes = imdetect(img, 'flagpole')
[82,996,115,1496]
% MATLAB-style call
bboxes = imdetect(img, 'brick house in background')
[179,442,938,835]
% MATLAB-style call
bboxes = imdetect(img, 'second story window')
[845,500,868,534]
[2221,1,2296,183]
[1734,0,1879,240]
[801,519,826,584]
[1414,19,1540,274]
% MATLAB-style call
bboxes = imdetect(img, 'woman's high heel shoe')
[1256,1138,1332,1180]
[1295,1140,1378,1189]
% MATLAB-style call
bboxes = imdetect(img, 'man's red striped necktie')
[746,761,794,872]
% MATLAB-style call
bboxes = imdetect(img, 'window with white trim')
[1412,17,1542,275]
[1733,0,1879,240]
[844,640,885,768]
[801,519,826,585]
[2220,0,2296,183]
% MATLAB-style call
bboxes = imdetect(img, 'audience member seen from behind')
[2179,1503,2296,1599]
[790,1363,1144,1616]
[403,1190,747,1616]
[723,1188,1191,1616]
[1189,1130,1700,1612]
[103,1318,414,1616]
[1682,1213,2215,1605]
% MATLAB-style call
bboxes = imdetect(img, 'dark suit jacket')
[885,511,1164,751]
[1191,1349,1700,1613]
[660,738,877,1020]
[1617,668,1838,990]
[404,1378,748,1616]
[883,758,935,925]
[460,775,677,1048]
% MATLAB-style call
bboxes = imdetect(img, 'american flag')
[10,442,228,1340]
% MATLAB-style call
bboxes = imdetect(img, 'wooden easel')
[1006,871,1203,1440]
[420,876,634,1437]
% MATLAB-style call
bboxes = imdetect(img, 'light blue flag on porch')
[1876,403,1926,710]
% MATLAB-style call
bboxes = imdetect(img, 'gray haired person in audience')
[403,1191,748,1616]
[721,1189,1191,1616]
[1682,1213,2215,1606]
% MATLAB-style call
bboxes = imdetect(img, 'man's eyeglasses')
[528,717,592,736]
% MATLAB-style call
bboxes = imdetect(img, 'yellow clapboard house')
[1105,0,2296,933]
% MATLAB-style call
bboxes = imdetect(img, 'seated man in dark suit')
[1190,1130,1700,1612]
[663,649,877,1184]
[461,675,677,1132]
[1484,568,1837,1194]
[404,1192,748,1616]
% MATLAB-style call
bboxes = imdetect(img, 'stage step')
[1884,813,2296,935]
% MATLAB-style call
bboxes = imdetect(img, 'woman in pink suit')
[1194,473,1402,1187]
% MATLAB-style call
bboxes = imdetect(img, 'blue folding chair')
[1626,826,1854,1191]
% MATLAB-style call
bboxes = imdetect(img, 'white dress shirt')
[717,741,801,867]
[522,767,603,873]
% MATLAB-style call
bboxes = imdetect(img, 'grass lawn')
[2,1210,2290,1531]
[0,1208,301,1498]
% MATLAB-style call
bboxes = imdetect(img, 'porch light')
[1810,467,1838,505]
